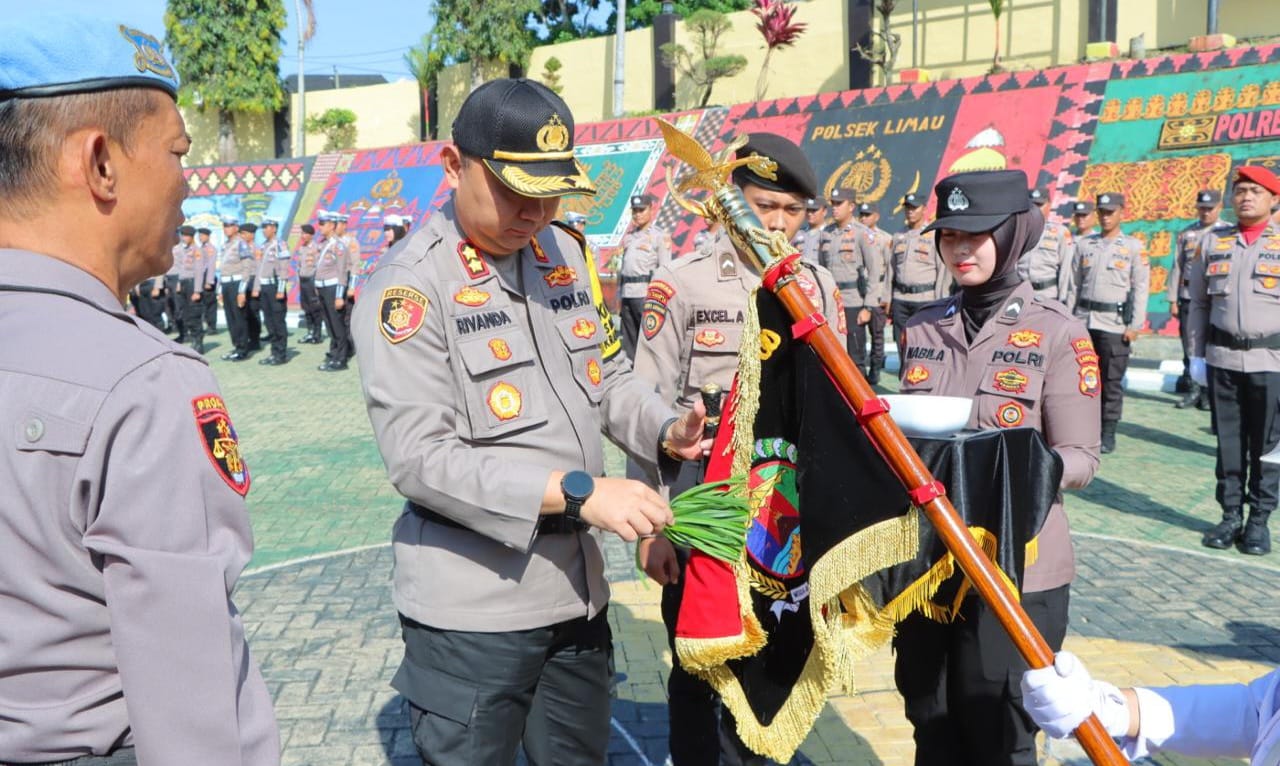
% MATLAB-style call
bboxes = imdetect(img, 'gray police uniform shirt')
[819,220,880,309]
[1016,219,1076,306]
[900,282,1101,592]
[295,238,319,279]
[0,251,279,764]
[635,231,847,414]
[618,223,673,300]
[351,198,674,632]
[869,225,893,306]
[220,237,255,295]
[172,240,206,282]
[791,225,824,266]
[1168,219,1231,304]
[891,227,951,302]
[314,235,350,297]
[1071,230,1150,334]
[256,238,291,291]
[1187,223,1280,373]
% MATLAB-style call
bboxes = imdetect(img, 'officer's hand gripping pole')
[655,117,1128,766]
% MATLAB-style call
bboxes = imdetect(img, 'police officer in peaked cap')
[0,12,278,763]
[351,78,709,765]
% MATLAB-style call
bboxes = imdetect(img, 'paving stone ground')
[209,326,1273,765]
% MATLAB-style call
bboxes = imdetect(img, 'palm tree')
[989,0,1005,73]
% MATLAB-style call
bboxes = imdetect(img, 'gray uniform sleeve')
[633,265,688,411]
[656,228,673,270]
[1167,231,1183,305]
[1129,239,1151,332]
[353,265,554,551]
[1057,232,1076,306]
[1186,231,1212,357]
[861,231,883,306]
[79,356,279,765]
[1040,324,1101,488]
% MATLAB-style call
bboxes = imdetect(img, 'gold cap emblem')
[536,114,570,153]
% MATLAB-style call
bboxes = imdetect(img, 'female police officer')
[894,169,1101,765]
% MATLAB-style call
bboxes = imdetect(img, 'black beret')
[240,222,258,233]
[732,132,818,199]
[179,225,195,236]
[196,227,211,235]
[300,223,315,234]
[925,169,1030,234]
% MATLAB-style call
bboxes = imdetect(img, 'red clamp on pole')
[907,480,946,507]
[790,312,827,341]
[761,253,801,291]
[854,395,888,426]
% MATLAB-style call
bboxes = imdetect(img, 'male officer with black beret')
[0,13,278,763]
[633,132,846,766]
[352,78,708,766]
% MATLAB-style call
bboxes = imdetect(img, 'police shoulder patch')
[642,280,676,340]
[193,394,250,496]
[379,286,429,344]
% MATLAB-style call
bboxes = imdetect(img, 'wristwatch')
[560,470,594,526]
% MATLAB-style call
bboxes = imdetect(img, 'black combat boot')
[867,363,881,386]
[1100,422,1117,454]
[1175,382,1201,409]
[1202,508,1243,550]
[1239,510,1272,555]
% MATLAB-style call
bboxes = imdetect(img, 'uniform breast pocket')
[899,361,940,393]
[976,363,1045,429]
[1104,257,1131,288]
[1253,263,1280,300]
[687,324,744,392]
[1206,260,1232,296]
[556,312,607,404]
[455,332,548,440]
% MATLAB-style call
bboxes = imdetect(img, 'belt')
[258,278,276,285]
[1079,298,1123,313]
[1209,326,1280,351]
[836,280,860,290]
[316,279,339,287]
[893,281,934,295]
[407,502,584,535]
[299,275,316,281]
[220,275,242,283]
[4,747,138,766]
[1030,278,1057,291]
[620,274,651,284]
[163,274,179,282]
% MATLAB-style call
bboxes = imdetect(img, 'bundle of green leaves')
[665,478,751,563]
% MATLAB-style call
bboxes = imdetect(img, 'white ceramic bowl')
[881,395,973,437]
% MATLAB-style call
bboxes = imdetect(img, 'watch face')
[562,470,594,500]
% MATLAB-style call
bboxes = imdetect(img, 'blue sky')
[40,0,435,81]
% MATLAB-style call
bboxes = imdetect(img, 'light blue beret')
[0,14,178,100]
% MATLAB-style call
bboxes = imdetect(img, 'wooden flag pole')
[655,117,1128,766]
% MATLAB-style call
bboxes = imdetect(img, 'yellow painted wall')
[180,107,274,165]
[291,80,423,155]
[435,0,1280,128]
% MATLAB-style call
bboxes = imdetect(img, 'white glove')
[1189,357,1207,388]
[1020,651,1130,739]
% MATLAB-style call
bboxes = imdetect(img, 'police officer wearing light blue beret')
[0,14,279,765]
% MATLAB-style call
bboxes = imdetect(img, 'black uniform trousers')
[220,280,250,353]
[891,300,930,362]
[243,277,262,350]
[394,610,613,766]
[1176,298,1192,384]
[203,279,219,331]
[258,282,288,360]
[1089,330,1130,427]
[176,278,204,350]
[298,276,325,337]
[1209,365,1280,513]
[660,545,766,766]
[620,297,645,361]
[163,274,181,336]
[893,585,1070,766]
[134,279,164,330]
[318,285,350,363]
[869,305,887,369]
[846,307,867,368]
[342,291,357,360]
